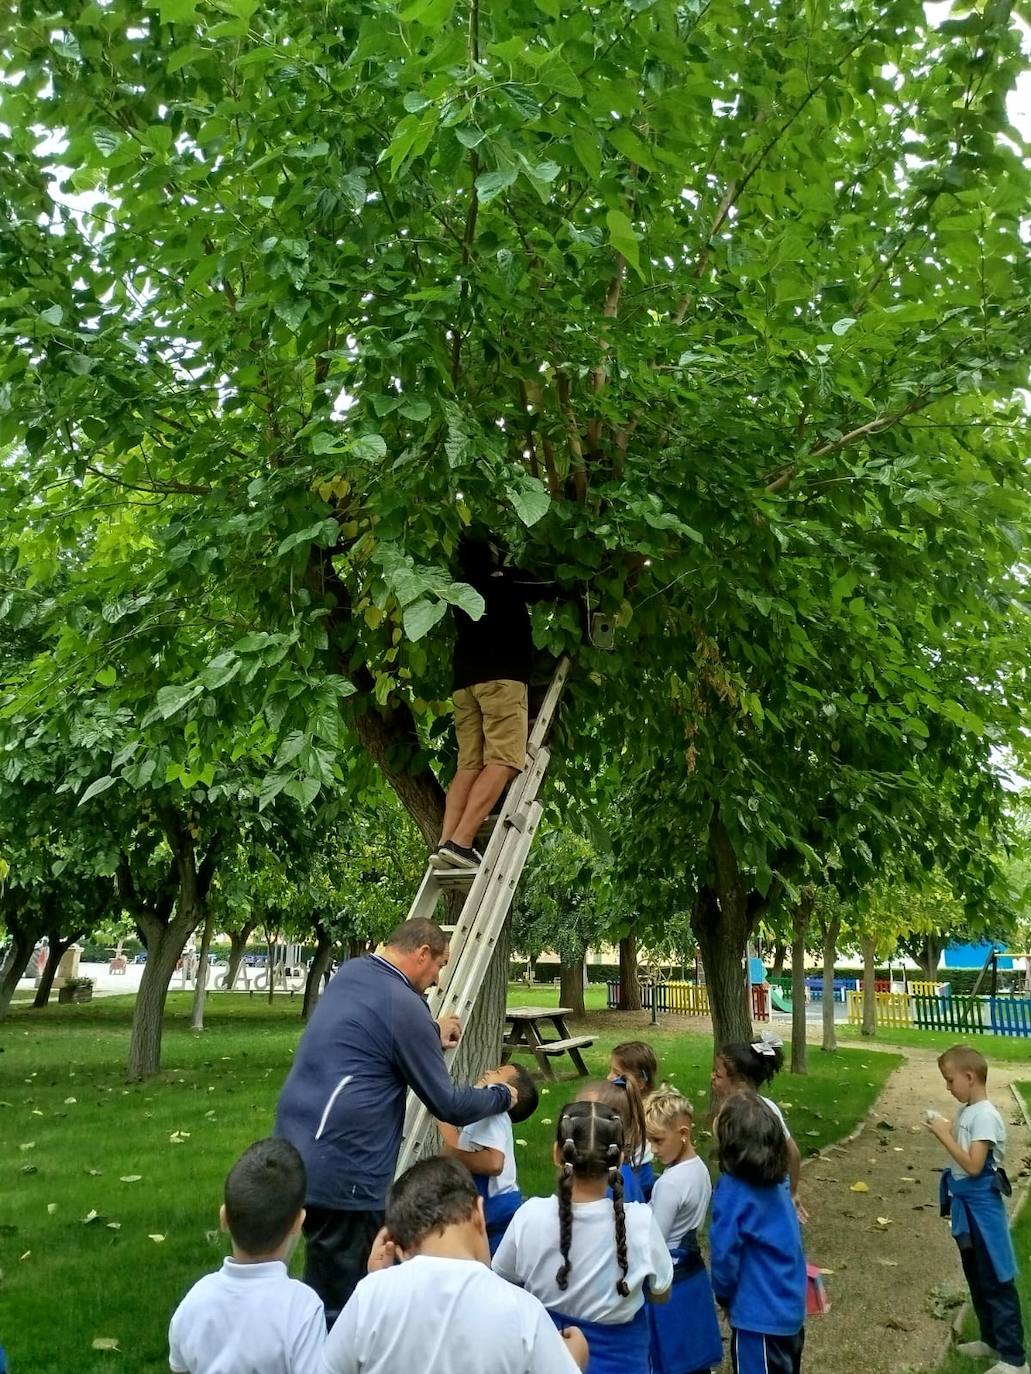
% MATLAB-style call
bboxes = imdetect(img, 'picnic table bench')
[502,1006,594,1081]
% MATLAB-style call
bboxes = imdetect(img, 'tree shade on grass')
[0,993,898,1374]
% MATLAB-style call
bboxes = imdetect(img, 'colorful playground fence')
[605,980,770,1022]
[847,990,1031,1037]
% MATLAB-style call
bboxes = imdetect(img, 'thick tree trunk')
[0,926,39,1019]
[224,921,256,991]
[693,886,753,1050]
[128,914,196,1079]
[920,934,943,981]
[559,950,587,1017]
[349,697,446,848]
[790,895,813,1075]
[821,915,841,1052]
[617,933,642,1012]
[302,922,334,1023]
[771,943,786,979]
[190,903,215,1031]
[32,936,74,1009]
[452,917,512,1083]
[861,935,877,1037]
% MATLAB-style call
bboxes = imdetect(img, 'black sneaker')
[434,841,483,872]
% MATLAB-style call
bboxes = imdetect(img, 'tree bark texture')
[790,894,813,1075]
[190,903,216,1031]
[32,935,74,1009]
[559,950,587,1017]
[861,935,877,1037]
[771,942,786,978]
[821,915,841,1052]
[349,696,446,849]
[617,933,642,1012]
[920,934,943,981]
[223,921,256,991]
[452,916,512,1085]
[693,885,753,1050]
[0,920,41,1019]
[302,921,334,1023]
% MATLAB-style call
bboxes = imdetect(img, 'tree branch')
[555,371,588,503]
[764,393,934,494]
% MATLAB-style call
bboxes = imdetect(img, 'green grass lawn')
[1,989,899,1374]
[929,1083,1031,1374]
[838,1024,1031,1062]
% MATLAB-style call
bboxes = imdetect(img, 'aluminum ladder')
[393,655,570,1176]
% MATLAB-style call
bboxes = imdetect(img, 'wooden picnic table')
[502,1005,594,1081]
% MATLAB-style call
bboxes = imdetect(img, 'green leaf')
[403,598,447,641]
[403,91,432,113]
[540,55,583,96]
[199,652,240,691]
[90,128,121,157]
[832,317,857,336]
[153,682,204,720]
[605,209,642,278]
[351,433,387,461]
[399,0,454,21]
[277,519,338,556]
[443,582,485,619]
[508,477,551,527]
[399,398,431,422]
[571,130,602,181]
[284,775,321,808]
[475,167,518,203]
[157,0,199,23]
[40,305,64,326]
[95,666,117,688]
[79,775,116,806]
[257,772,289,812]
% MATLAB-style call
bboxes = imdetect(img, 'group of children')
[167,1039,1026,1374]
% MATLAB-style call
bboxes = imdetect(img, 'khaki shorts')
[453,679,528,772]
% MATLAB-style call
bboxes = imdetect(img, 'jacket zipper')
[314,1074,353,1141]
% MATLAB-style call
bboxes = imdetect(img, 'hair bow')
[751,1030,783,1056]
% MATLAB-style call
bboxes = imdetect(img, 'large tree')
[1,0,1028,1061]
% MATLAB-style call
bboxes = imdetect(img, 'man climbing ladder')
[433,527,562,872]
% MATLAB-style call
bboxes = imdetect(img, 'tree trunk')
[128,914,196,1079]
[224,921,256,991]
[770,942,786,978]
[790,895,813,1075]
[32,936,74,1009]
[0,925,39,1019]
[617,933,642,1012]
[302,922,334,1023]
[693,885,753,1050]
[861,935,877,1037]
[821,914,841,1052]
[266,934,276,1005]
[190,902,215,1031]
[452,916,512,1083]
[348,696,446,848]
[559,950,587,1017]
[920,934,943,981]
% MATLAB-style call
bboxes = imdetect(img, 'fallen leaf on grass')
[91,1337,120,1351]
[47,1203,57,1215]
[885,1317,913,1331]
[19,1164,37,1175]
[19,1251,30,1261]
[18,1141,36,1151]
[119,1175,142,1183]
[106,1221,121,1230]
[148,1234,165,1244]
[900,1176,918,1183]
[875,1216,893,1227]
[876,1258,898,1267]
[64,1097,77,1105]
[86,1168,102,1176]
[849,1182,869,1193]
[169,1130,191,1144]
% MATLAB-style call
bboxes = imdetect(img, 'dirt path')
[791,1043,1031,1374]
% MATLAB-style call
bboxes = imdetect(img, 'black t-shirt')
[452,568,549,691]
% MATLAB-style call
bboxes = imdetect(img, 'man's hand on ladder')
[437,1014,463,1050]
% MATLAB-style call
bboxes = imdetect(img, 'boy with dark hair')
[437,1061,539,1254]
[169,1139,324,1374]
[322,1157,588,1374]
[929,1045,1027,1374]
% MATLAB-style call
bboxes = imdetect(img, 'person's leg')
[440,768,480,845]
[301,1206,384,1328]
[450,681,526,848]
[961,1235,1000,1353]
[969,1225,1025,1367]
[438,688,483,846]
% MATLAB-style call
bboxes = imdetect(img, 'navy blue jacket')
[274,955,510,1211]
[709,1174,806,1336]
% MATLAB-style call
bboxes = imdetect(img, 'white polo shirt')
[458,1113,519,1197]
[169,1258,324,1374]
[492,1195,673,1323]
[650,1156,712,1245]
[953,1099,1007,1177]
[321,1256,580,1373]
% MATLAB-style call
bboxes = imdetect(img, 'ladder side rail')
[394,801,543,1176]
[424,745,552,1020]
[526,657,571,757]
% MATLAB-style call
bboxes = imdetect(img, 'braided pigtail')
[608,1141,631,1297]
[555,1132,576,1291]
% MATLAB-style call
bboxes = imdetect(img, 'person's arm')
[530,1306,587,1372]
[290,1295,327,1374]
[926,1118,991,1176]
[708,1185,744,1307]
[320,1295,360,1374]
[392,997,512,1126]
[168,1305,188,1373]
[648,1173,678,1246]
[436,1119,504,1176]
[646,1214,674,1304]
[492,1217,524,1285]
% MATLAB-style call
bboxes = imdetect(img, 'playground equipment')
[394,659,571,1178]
[770,985,792,1014]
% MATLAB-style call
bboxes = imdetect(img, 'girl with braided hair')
[576,1078,649,1203]
[492,1101,672,1374]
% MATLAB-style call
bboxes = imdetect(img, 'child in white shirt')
[169,1138,325,1374]
[493,1099,673,1374]
[437,1062,538,1254]
[323,1156,587,1374]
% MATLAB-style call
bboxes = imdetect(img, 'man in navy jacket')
[275,917,515,1325]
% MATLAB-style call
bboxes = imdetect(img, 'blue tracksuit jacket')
[275,955,510,1211]
[709,1174,806,1337]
